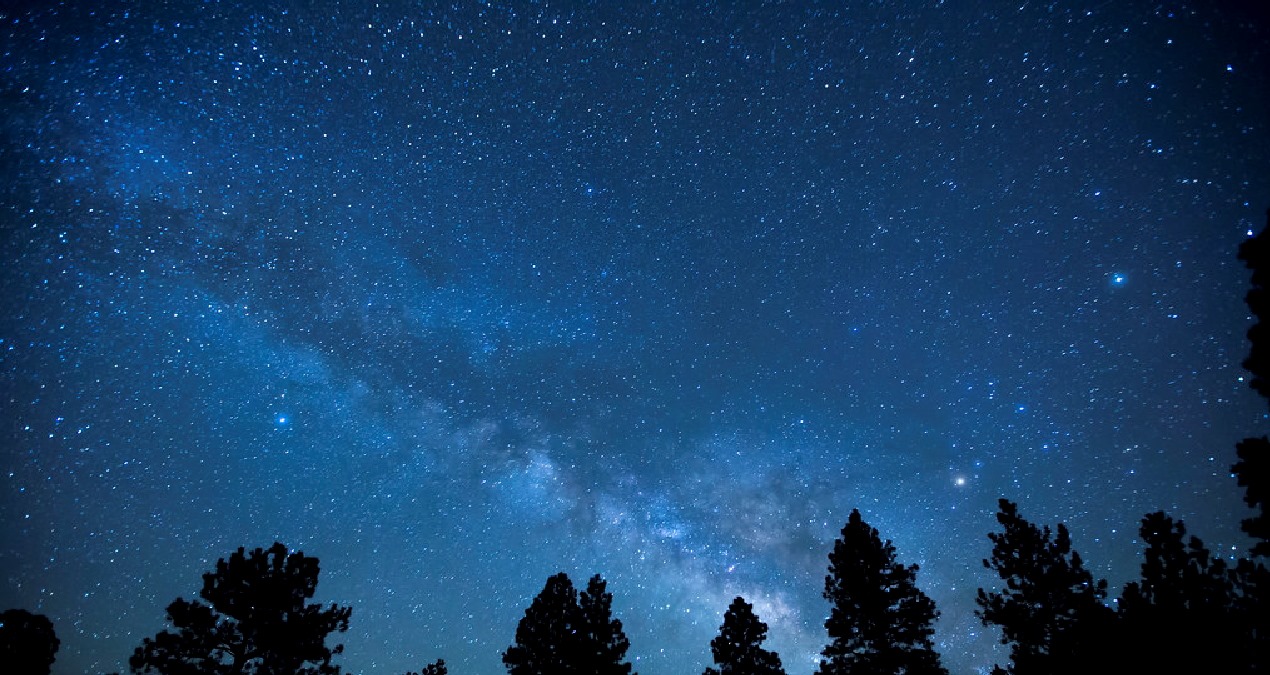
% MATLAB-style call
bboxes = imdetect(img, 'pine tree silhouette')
[1236,208,1270,556]
[1119,512,1252,673]
[503,572,634,675]
[503,573,580,675]
[578,575,633,675]
[703,597,785,675]
[1234,437,1270,554]
[1228,207,1270,671]
[129,542,351,675]
[976,499,1113,675]
[816,510,946,675]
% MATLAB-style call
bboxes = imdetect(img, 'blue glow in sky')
[1,3,1267,675]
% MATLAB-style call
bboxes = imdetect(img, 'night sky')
[2,2,1268,674]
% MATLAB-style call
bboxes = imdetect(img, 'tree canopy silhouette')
[503,572,634,675]
[1237,208,1270,555]
[0,608,60,675]
[816,509,946,675]
[976,499,1113,675]
[403,660,447,675]
[1118,512,1255,672]
[703,596,785,675]
[578,574,633,675]
[503,573,580,675]
[130,542,351,675]
[1234,437,1270,555]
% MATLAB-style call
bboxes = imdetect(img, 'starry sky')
[2,2,1268,674]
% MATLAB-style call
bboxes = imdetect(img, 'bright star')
[1110,272,1127,286]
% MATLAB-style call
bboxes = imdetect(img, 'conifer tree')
[976,500,1112,675]
[703,597,785,675]
[503,572,634,675]
[816,509,946,675]
[503,573,581,675]
[1234,437,1270,554]
[1236,208,1270,556]
[1119,512,1249,672]
[130,542,351,675]
[578,574,633,675]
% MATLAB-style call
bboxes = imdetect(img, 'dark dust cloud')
[2,2,1268,674]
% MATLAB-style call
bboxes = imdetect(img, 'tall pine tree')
[1228,207,1270,671]
[703,597,784,675]
[1237,208,1270,556]
[503,573,581,675]
[816,509,946,675]
[578,575,633,675]
[503,572,634,675]
[976,500,1113,675]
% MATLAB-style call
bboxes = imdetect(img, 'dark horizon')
[2,2,1268,674]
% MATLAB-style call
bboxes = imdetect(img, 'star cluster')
[2,3,1267,674]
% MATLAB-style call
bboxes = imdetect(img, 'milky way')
[2,3,1268,674]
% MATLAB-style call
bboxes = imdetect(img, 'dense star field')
[2,2,1268,674]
